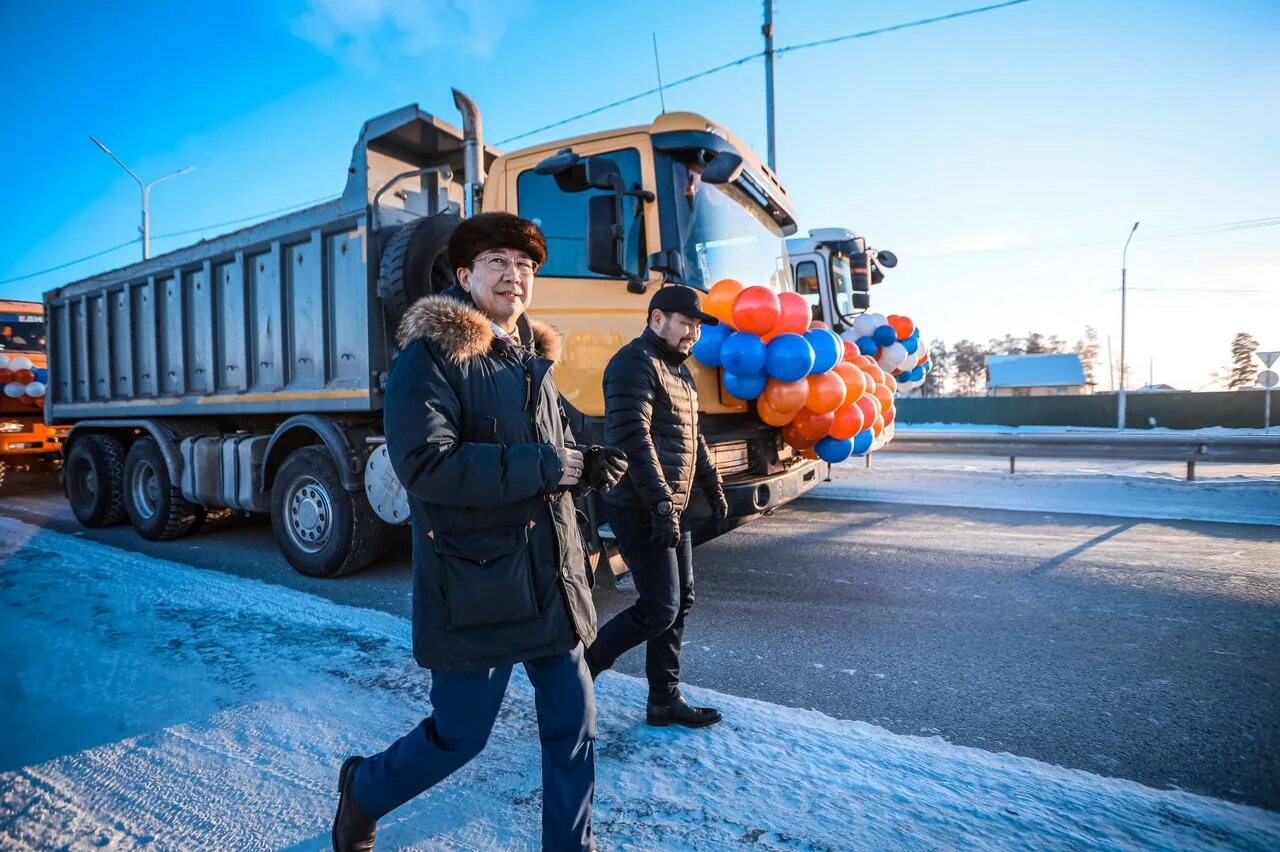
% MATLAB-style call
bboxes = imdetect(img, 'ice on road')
[2,515,1278,850]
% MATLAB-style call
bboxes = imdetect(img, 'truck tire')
[123,437,200,540]
[378,213,462,329]
[64,434,128,528]
[271,445,381,578]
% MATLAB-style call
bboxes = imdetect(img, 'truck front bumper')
[721,458,828,515]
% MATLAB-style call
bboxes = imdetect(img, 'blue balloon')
[805,328,842,374]
[765,333,815,382]
[901,335,919,355]
[873,324,898,347]
[721,332,767,376]
[815,435,853,463]
[692,323,733,367]
[922,360,933,373]
[852,429,875,455]
[723,370,768,401]
[910,365,925,382]
[33,367,49,383]
[855,336,879,356]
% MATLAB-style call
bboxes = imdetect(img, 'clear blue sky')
[2,0,1276,390]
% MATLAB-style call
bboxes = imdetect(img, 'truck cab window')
[794,260,821,320]
[517,148,645,279]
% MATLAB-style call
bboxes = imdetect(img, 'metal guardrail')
[877,431,1280,480]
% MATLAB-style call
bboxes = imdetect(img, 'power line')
[497,0,1034,145]
[0,238,139,286]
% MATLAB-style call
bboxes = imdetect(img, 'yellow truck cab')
[0,300,66,490]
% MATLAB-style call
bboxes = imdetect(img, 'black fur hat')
[448,212,548,270]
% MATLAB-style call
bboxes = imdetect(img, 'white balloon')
[877,341,908,371]
[25,381,45,398]
[900,349,921,371]
[0,354,8,368]
[867,313,887,329]
[4,382,25,398]
[7,356,32,371]
[851,314,878,339]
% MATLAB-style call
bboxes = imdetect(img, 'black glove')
[649,506,681,548]
[582,445,629,492]
[707,487,729,526]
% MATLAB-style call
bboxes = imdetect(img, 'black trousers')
[586,504,694,700]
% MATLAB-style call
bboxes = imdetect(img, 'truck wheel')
[271,446,381,578]
[378,213,461,328]
[64,434,127,527]
[123,437,200,540]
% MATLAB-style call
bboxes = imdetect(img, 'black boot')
[332,756,376,852]
[646,693,722,728]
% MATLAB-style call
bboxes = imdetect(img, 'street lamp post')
[89,136,194,261]
[1117,220,1140,429]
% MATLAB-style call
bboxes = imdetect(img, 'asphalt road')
[2,475,1277,811]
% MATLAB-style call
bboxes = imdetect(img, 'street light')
[1117,220,1140,430]
[89,136,194,261]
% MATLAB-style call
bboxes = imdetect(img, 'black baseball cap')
[648,285,719,325]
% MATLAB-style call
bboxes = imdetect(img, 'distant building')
[986,353,1087,397]
[1135,383,1180,393]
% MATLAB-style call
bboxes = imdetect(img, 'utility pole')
[1117,220,1139,429]
[762,0,777,172]
[90,136,194,261]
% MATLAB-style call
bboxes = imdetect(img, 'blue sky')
[2,0,1276,390]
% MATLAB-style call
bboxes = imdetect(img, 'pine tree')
[1228,332,1260,389]
[952,339,989,395]
[1074,326,1100,387]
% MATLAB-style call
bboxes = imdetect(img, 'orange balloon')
[731,285,782,336]
[883,405,897,427]
[830,402,866,440]
[757,397,796,427]
[881,372,898,394]
[801,447,820,460]
[805,371,847,414]
[809,319,827,330]
[792,407,836,441]
[871,414,885,437]
[831,362,868,404]
[872,382,895,413]
[861,362,887,386]
[854,393,881,430]
[706,278,745,326]
[762,377,809,414]
[850,353,878,371]
[782,421,818,450]
[774,291,811,336]
[887,314,915,340]
[843,340,859,362]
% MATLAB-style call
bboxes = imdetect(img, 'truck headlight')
[0,421,26,433]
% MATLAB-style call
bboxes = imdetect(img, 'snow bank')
[2,516,1277,850]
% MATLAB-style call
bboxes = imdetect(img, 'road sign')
[1259,370,1279,388]
[1257,350,1280,368]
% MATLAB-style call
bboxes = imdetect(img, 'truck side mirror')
[700,151,743,185]
[587,194,625,278]
[585,156,624,191]
[535,148,592,192]
[875,249,897,268]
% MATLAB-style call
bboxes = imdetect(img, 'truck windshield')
[671,161,788,291]
[829,254,857,318]
[0,316,46,353]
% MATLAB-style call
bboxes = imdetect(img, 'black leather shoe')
[646,695,722,728]
[333,756,377,852]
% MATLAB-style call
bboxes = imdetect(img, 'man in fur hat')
[332,212,625,852]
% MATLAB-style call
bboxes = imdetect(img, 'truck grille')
[710,440,751,477]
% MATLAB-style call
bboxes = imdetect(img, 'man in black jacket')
[332,213,625,852]
[585,285,728,728]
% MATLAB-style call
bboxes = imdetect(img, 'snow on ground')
[897,423,1280,437]
[820,458,1280,527]
[2,517,1278,850]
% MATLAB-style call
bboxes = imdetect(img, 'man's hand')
[649,504,681,548]
[583,445,629,492]
[708,488,729,526]
[557,446,585,486]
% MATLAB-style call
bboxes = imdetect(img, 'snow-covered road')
[2,515,1278,850]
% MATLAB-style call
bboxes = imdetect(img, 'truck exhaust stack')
[452,88,485,217]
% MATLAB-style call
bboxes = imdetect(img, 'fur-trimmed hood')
[395,287,562,364]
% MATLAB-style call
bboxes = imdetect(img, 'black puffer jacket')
[603,328,722,513]
[384,285,596,672]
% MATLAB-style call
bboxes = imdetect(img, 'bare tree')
[952,339,988,395]
[919,338,950,396]
[1074,326,1100,388]
[1228,332,1260,389]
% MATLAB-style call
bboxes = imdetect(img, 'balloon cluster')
[848,312,933,392]
[691,279,897,464]
[0,354,48,402]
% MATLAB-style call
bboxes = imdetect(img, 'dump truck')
[44,90,827,578]
[0,300,67,491]
[783,228,897,334]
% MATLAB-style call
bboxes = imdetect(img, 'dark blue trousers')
[586,506,695,700]
[352,644,596,851]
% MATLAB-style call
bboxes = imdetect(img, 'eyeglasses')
[474,253,539,277]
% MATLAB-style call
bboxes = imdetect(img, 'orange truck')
[0,300,66,491]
